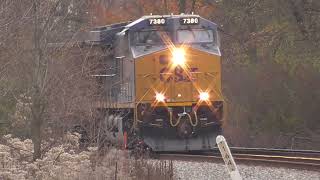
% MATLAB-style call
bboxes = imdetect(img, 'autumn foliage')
[90,0,217,25]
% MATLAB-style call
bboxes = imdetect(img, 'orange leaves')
[192,0,217,18]
[136,0,160,14]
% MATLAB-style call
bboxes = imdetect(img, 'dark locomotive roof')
[122,14,218,32]
[125,14,220,58]
[84,14,221,57]
[87,21,129,46]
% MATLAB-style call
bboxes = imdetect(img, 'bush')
[0,133,175,180]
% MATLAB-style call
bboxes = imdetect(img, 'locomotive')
[89,14,223,152]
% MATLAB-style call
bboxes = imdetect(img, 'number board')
[180,17,199,25]
[148,18,166,25]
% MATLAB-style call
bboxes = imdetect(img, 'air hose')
[169,111,181,127]
[169,111,198,127]
[189,112,198,127]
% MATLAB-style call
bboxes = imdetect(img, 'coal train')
[88,14,224,152]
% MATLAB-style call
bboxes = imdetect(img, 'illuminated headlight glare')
[199,92,209,101]
[155,93,165,102]
[172,48,186,66]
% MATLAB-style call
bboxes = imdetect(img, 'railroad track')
[155,148,320,171]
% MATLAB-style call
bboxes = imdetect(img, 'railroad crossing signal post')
[216,135,242,180]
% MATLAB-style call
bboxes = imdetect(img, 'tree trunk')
[31,0,43,161]
[31,94,42,160]
[164,0,168,14]
[289,0,308,40]
[179,0,186,13]
[247,10,258,63]
[191,0,196,13]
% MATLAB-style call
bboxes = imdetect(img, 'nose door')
[157,51,195,103]
[170,66,194,103]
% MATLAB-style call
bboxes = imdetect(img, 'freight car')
[89,14,224,152]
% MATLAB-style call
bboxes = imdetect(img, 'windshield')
[177,29,215,44]
[133,31,166,45]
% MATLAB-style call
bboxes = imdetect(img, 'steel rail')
[155,149,320,171]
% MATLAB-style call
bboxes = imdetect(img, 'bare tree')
[0,0,97,160]
[30,0,95,160]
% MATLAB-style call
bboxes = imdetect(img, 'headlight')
[172,48,186,66]
[155,93,165,102]
[199,92,209,101]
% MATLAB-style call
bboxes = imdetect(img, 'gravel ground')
[173,161,320,180]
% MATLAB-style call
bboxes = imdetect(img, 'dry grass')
[0,134,176,180]
[130,159,174,180]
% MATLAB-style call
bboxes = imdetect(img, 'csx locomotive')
[90,14,223,151]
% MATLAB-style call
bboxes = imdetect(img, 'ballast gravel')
[172,161,320,180]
